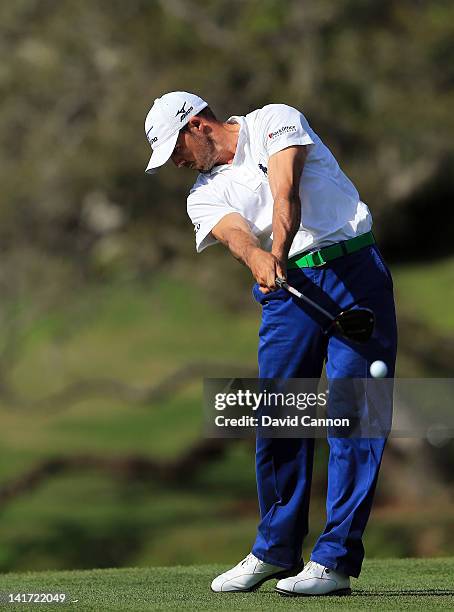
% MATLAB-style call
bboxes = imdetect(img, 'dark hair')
[180,106,217,132]
[197,106,217,121]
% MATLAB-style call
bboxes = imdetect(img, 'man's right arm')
[211,212,285,293]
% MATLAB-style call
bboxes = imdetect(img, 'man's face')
[170,122,217,173]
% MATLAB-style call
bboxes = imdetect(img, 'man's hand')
[211,212,285,292]
[248,248,286,294]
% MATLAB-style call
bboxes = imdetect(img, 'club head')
[332,308,375,343]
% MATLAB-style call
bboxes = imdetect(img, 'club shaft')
[278,280,335,322]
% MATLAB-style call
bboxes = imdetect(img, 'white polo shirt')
[187,104,372,257]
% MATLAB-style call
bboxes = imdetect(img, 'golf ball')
[370,360,388,378]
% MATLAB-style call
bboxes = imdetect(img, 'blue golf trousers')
[251,244,397,578]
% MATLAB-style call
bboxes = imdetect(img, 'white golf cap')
[144,91,208,174]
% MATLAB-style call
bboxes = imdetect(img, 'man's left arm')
[268,145,308,278]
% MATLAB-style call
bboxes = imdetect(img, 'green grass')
[1,261,454,573]
[392,256,454,332]
[0,559,453,610]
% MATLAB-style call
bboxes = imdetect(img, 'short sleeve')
[258,104,314,158]
[187,186,235,253]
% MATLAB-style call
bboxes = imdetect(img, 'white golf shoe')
[275,560,351,596]
[211,553,301,593]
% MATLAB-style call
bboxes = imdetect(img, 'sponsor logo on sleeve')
[268,125,297,140]
[258,163,268,176]
[194,222,201,233]
[176,102,194,122]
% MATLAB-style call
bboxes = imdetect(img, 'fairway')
[0,558,453,610]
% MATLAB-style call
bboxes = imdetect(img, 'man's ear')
[187,116,202,132]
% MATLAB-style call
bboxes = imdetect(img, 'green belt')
[287,231,375,269]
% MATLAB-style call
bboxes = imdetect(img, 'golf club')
[275,277,375,343]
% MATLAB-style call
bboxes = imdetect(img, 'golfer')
[144,92,397,596]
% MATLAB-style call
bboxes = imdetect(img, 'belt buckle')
[311,250,326,267]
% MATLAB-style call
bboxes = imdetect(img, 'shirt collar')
[206,115,247,176]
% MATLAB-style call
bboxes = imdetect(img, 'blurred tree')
[0,0,453,280]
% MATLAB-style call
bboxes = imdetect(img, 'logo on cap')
[146,125,158,145]
[175,102,194,122]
